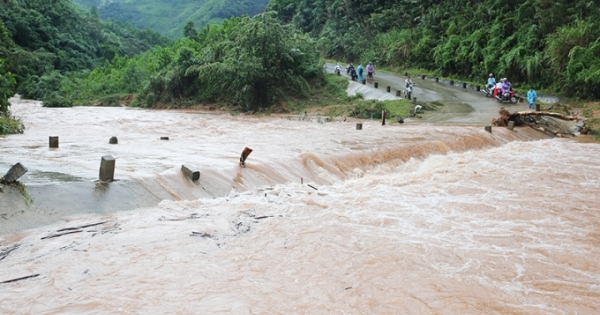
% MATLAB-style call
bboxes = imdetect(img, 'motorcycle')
[481,85,494,97]
[496,89,519,104]
[403,82,416,100]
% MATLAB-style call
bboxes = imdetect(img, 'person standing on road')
[527,87,538,109]
[357,64,364,82]
[405,76,413,88]
[367,62,375,79]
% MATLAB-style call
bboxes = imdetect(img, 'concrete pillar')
[99,155,115,182]
[450,80,454,86]
[49,136,59,148]
[396,90,401,97]
[109,136,118,144]
[485,126,492,133]
[356,123,362,130]
[381,110,386,125]
[181,164,200,181]
[404,72,408,76]
[160,137,169,140]
[397,117,404,124]
[476,85,480,91]
[386,86,391,93]
[422,75,426,80]
[362,79,366,85]
[535,104,540,111]
[462,82,467,88]
[507,121,515,130]
[2,163,28,183]
[374,82,378,88]
[435,78,439,83]
[412,97,417,104]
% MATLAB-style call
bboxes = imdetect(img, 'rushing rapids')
[1,97,599,314]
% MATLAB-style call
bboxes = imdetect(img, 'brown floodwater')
[0,97,599,314]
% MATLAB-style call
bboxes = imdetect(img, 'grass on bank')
[0,117,24,135]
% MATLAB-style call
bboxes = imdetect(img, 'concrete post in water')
[404,72,408,76]
[412,97,417,104]
[422,75,426,80]
[386,86,391,93]
[450,80,454,86]
[160,137,169,140]
[396,90,401,97]
[485,126,492,133]
[99,155,115,182]
[239,147,253,167]
[49,136,59,148]
[181,164,200,181]
[435,78,439,83]
[507,121,515,130]
[381,110,386,125]
[356,123,362,130]
[2,163,28,183]
[476,85,480,91]
[374,82,379,88]
[462,82,467,88]
[535,104,540,111]
[397,117,404,124]
[109,136,118,144]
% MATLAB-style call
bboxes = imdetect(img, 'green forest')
[2,0,600,135]
[72,0,270,39]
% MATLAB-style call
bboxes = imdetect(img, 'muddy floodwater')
[1,96,599,314]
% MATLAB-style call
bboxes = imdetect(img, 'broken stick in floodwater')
[239,147,253,167]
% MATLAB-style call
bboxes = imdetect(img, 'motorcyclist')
[487,73,496,90]
[334,62,342,75]
[357,64,364,82]
[501,78,511,98]
[405,76,413,88]
[367,62,375,79]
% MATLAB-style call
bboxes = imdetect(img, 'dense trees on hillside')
[0,0,170,102]
[57,13,323,110]
[72,0,270,39]
[267,0,600,98]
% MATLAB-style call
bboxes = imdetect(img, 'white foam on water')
[1,98,599,314]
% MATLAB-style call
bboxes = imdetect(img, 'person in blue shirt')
[527,87,537,109]
[357,64,364,82]
[487,73,496,90]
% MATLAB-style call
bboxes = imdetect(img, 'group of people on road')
[339,62,375,82]
[487,73,537,108]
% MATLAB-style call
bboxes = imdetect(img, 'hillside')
[73,0,270,38]
[0,0,170,112]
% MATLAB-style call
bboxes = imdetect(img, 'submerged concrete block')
[49,136,59,148]
[485,126,492,133]
[356,123,362,130]
[181,164,200,181]
[507,121,515,130]
[160,137,169,140]
[2,163,28,183]
[99,155,115,182]
[374,82,378,88]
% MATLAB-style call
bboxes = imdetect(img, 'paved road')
[325,63,530,124]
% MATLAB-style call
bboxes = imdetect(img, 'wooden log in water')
[240,147,253,167]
